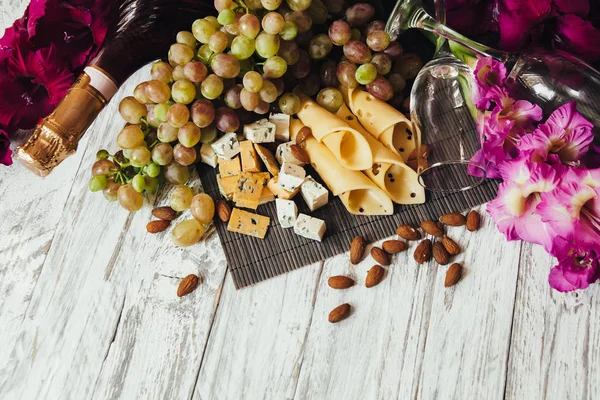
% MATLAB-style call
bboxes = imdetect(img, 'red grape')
[328,20,351,46]
[336,61,359,89]
[320,60,339,87]
[191,99,215,128]
[343,40,372,64]
[366,76,394,101]
[224,84,243,109]
[345,3,375,27]
[215,107,241,132]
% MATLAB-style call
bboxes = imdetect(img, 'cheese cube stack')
[240,140,262,172]
[217,175,238,200]
[233,172,264,210]
[212,132,240,160]
[227,208,270,239]
[276,198,298,228]
[276,142,304,166]
[267,176,300,200]
[244,119,276,143]
[300,176,329,212]
[294,214,326,241]
[200,143,218,167]
[269,113,290,142]
[278,163,306,192]
[219,156,241,177]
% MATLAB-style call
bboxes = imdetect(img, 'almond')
[328,303,351,323]
[371,247,391,266]
[445,263,463,287]
[439,213,466,227]
[146,220,171,233]
[432,241,450,265]
[420,220,444,237]
[328,276,355,289]
[440,236,460,255]
[216,200,232,222]
[396,224,422,240]
[382,240,408,254]
[466,210,481,231]
[365,265,385,288]
[177,274,200,297]
[350,236,367,264]
[414,239,432,264]
[290,144,310,164]
[295,126,312,145]
[152,206,177,221]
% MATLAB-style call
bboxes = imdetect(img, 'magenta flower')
[548,237,599,292]
[473,58,507,109]
[488,86,543,129]
[565,167,600,189]
[552,0,590,17]
[554,14,600,63]
[0,129,12,166]
[497,0,552,50]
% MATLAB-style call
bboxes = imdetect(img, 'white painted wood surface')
[1,2,599,399]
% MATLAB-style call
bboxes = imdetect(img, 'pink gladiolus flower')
[0,129,12,166]
[554,14,600,63]
[565,167,600,188]
[488,86,543,129]
[473,59,507,109]
[548,237,599,292]
[497,0,552,50]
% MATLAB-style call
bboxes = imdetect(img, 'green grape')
[168,43,194,66]
[103,179,121,202]
[172,219,205,247]
[217,9,235,25]
[158,122,179,143]
[169,185,194,211]
[261,0,282,10]
[191,193,215,223]
[262,12,285,35]
[117,184,144,212]
[153,103,170,122]
[245,0,263,10]
[151,61,174,84]
[286,0,312,11]
[240,88,260,111]
[92,159,118,176]
[176,31,197,48]
[197,44,214,65]
[278,92,301,115]
[214,0,233,12]
[255,32,280,58]
[224,12,242,35]
[371,53,392,75]
[172,65,186,81]
[130,147,152,168]
[366,30,390,52]
[184,61,208,83]
[208,31,228,53]
[167,103,190,128]
[263,56,287,78]
[89,175,108,192]
[316,87,344,113]
[144,176,159,195]
[205,15,222,30]
[355,63,377,85]
[122,149,133,160]
[145,162,161,178]
[172,79,196,104]
[192,18,216,43]
[152,142,174,165]
[96,149,109,160]
[200,74,224,100]
[239,14,261,39]
[164,162,190,184]
[210,53,241,79]
[307,0,328,24]
[146,80,171,104]
[243,71,263,93]
[146,105,161,128]
[230,36,255,60]
[132,174,146,193]
[134,82,152,104]
[200,123,218,144]
[117,125,145,149]
[259,80,278,103]
[350,28,361,41]
[280,21,298,40]
[308,34,332,60]
[178,122,202,147]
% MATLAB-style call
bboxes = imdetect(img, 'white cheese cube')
[211,132,240,160]
[269,113,290,141]
[278,162,306,191]
[276,142,304,166]
[244,119,276,143]
[200,143,218,167]
[300,176,329,211]
[276,198,298,228]
[294,214,326,242]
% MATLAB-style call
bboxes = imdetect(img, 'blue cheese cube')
[275,198,298,228]
[276,142,304,166]
[294,214,326,242]
[211,132,240,160]
[300,176,329,212]
[244,119,276,143]
[269,113,290,141]
[278,162,306,191]
[200,143,218,167]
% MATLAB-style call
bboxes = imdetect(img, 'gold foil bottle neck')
[15,71,109,177]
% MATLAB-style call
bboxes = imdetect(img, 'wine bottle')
[15,0,214,176]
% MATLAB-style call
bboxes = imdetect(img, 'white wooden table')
[1,3,599,399]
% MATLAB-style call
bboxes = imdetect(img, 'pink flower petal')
[552,0,590,17]
[548,238,600,292]
[554,14,600,63]
[0,129,12,166]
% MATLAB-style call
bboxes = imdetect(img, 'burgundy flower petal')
[554,14,600,63]
[552,0,590,17]
[0,128,12,166]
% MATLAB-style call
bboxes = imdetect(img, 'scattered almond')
[216,200,232,222]
[432,241,450,265]
[396,224,422,240]
[365,265,385,288]
[328,303,351,323]
[295,126,312,145]
[350,236,367,264]
[439,213,466,227]
[414,239,432,264]
[466,210,481,231]
[146,220,170,233]
[290,144,310,164]
[420,220,444,237]
[445,263,463,287]
[152,206,177,221]
[328,276,355,289]
[440,236,460,255]
[382,240,408,254]
[371,247,391,266]
[177,274,200,297]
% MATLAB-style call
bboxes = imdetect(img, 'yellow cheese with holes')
[227,208,270,239]
[233,172,264,209]
[267,175,300,200]
[219,156,241,177]
[217,174,239,200]
[240,140,262,172]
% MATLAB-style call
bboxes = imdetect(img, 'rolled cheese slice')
[290,119,393,216]
[337,104,425,205]
[343,88,416,162]
[296,95,373,171]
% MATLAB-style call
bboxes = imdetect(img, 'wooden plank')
[415,206,521,400]
[193,262,323,400]
[505,242,600,400]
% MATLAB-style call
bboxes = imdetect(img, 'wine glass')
[386,0,600,130]
[409,0,485,192]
